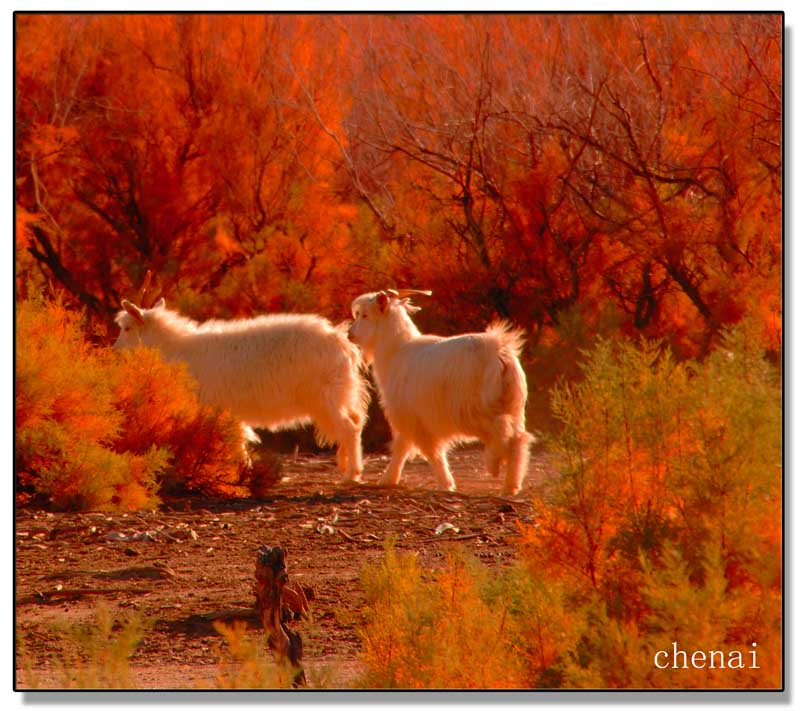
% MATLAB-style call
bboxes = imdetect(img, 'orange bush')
[16,297,248,510]
[112,348,245,497]
[15,14,780,361]
[16,298,165,510]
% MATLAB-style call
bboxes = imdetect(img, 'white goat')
[347,289,533,495]
[114,296,369,482]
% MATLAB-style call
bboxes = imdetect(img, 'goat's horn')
[137,270,153,307]
[144,286,162,309]
[394,288,432,298]
[136,270,163,308]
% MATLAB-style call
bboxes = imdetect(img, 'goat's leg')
[240,424,257,468]
[338,417,363,483]
[483,416,514,480]
[424,447,457,492]
[484,446,504,478]
[503,430,533,496]
[316,403,363,484]
[379,434,414,486]
[336,446,349,478]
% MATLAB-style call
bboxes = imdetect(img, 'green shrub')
[50,604,148,689]
[358,540,525,689]
[519,329,781,688]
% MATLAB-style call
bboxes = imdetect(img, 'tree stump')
[254,545,307,687]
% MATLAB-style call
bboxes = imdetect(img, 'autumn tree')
[321,14,591,328]
[304,14,781,354]
[542,14,781,353]
[15,14,360,328]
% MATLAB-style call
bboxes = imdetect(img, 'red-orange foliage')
[16,298,161,510]
[16,297,247,510]
[14,14,781,351]
[112,348,246,497]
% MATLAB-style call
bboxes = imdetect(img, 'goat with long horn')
[347,288,533,495]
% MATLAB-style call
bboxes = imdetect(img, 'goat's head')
[113,271,165,350]
[347,289,432,360]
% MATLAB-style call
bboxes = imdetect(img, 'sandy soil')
[15,446,553,690]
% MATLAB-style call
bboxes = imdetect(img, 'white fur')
[347,292,533,494]
[114,301,369,482]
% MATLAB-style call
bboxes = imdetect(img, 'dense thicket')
[16,15,781,357]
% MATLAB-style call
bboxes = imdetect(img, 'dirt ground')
[15,446,553,690]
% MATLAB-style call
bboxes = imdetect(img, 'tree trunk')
[254,545,307,687]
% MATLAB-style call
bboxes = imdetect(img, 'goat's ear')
[121,299,145,325]
[152,297,166,310]
[376,291,389,313]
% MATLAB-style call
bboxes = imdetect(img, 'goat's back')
[165,312,363,428]
[374,323,527,442]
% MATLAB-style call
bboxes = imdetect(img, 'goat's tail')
[242,424,261,444]
[485,320,526,361]
[485,321,528,420]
